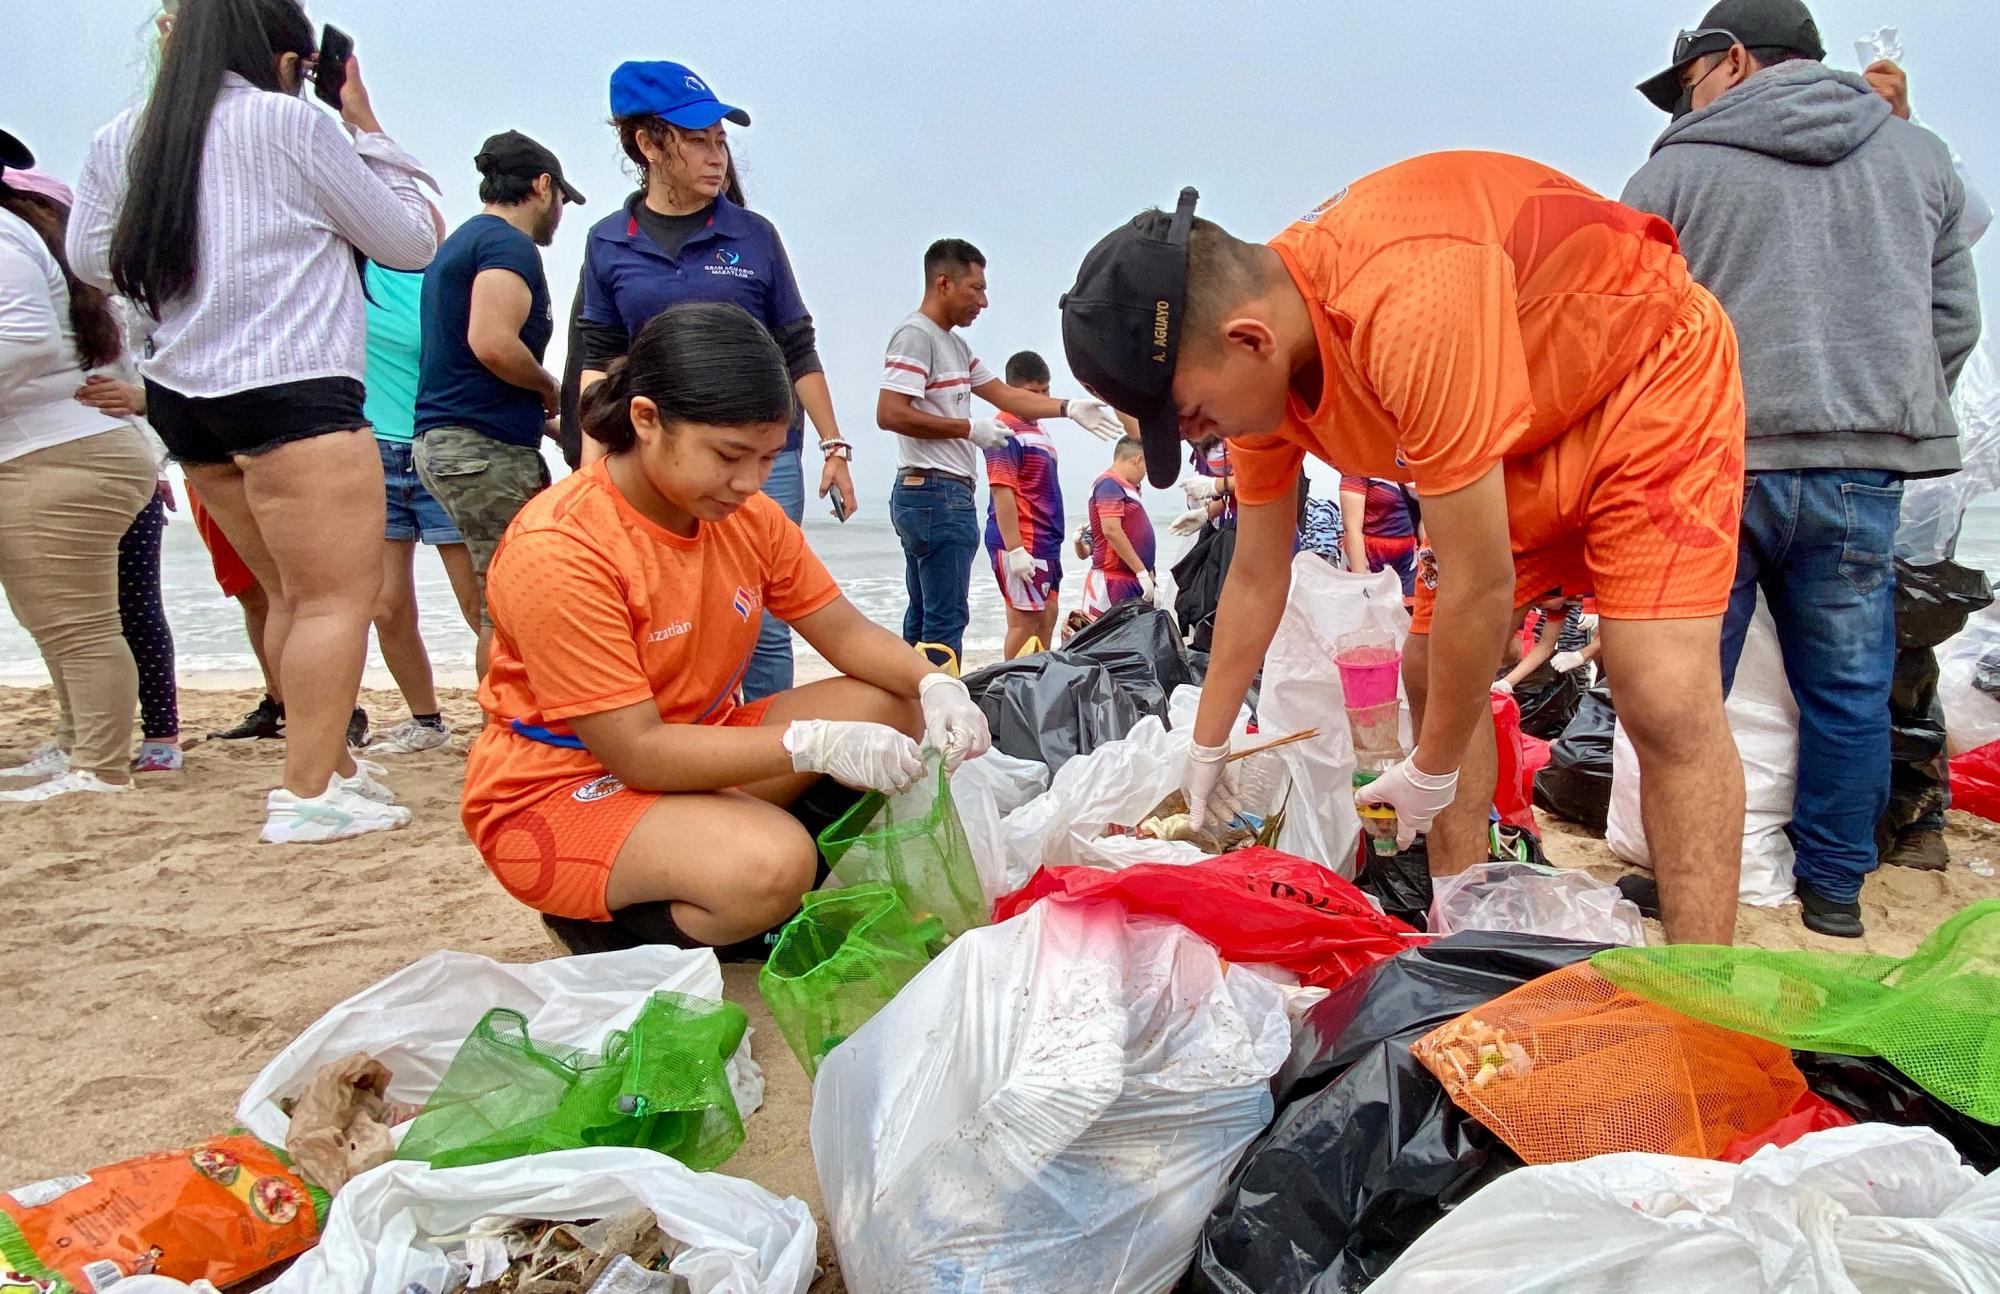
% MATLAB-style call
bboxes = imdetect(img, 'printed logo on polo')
[732,586,760,621]
[705,247,756,280]
[573,774,626,802]
[715,248,741,266]
[647,620,692,643]
[684,74,707,92]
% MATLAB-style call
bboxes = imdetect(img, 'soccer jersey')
[983,415,1064,558]
[1087,470,1155,609]
[1192,439,1237,529]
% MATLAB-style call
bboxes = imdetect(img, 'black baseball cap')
[1638,0,1826,112]
[474,130,585,205]
[1060,186,1199,489]
[0,128,33,173]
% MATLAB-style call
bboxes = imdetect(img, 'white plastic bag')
[268,1147,816,1294]
[1606,597,1797,906]
[1259,553,1411,875]
[1899,343,2000,562]
[811,901,1291,1294]
[1373,1123,2000,1293]
[1939,604,2000,754]
[1427,860,1645,945]
[950,746,1050,902]
[236,947,762,1149]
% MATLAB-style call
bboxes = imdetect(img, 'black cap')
[0,127,33,173]
[1637,0,1826,112]
[1060,187,1198,489]
[474,130,585,205]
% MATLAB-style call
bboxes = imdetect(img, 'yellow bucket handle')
[915,642,960,676]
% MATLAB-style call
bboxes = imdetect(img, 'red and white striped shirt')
[879,310,994,478]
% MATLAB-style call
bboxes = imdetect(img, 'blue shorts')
[378,437,462,545]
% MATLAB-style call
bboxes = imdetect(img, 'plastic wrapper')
[1187,933,1606,1294]
[1060,599,1194,719]
[1531,683,1615,830]
[267,1146,815,1293]
[962,652,1141,771]
[811,899,1291,1294]
[759,884,942,1078]
[993,847,1420,991]
[1370,1124,2000,1293]
[818,757,987,938]
[1427,861,1644,946]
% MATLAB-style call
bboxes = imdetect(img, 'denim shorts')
[377,437,462,545]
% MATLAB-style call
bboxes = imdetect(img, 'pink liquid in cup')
[1335,633,1402,709]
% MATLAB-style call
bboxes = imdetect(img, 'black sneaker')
[1797,879,1865,939]
[1884,829,1950,872]
[210,695,284,741]
[346,706,369,749]
[1616,873,1663,920]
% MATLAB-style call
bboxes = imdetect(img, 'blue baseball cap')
[608,61,751,128]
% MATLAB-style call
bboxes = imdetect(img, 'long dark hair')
[0,184,122,369]
[582,302,794,453]
[613,116,746,207]
[111,0,315,314]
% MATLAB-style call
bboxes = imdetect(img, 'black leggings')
[118,493,178,740]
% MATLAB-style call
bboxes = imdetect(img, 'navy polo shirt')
[580,195,811,450]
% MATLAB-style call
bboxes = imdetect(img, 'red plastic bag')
[1492,693,1538,835]
[1949,741,2000,822]
[1719,1090,1857,1163]
[993,847,1423,989]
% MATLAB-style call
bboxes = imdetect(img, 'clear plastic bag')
[1898,342,2000,562]
[1427,861,1645,946]
[1938,603,2000,754]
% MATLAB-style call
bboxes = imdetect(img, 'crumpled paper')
[283,1053,418,1193]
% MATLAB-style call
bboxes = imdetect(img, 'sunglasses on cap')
[1671,26,1738,63]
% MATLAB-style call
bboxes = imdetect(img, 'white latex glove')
[1140,571,1159,605]
[916,673,991,771]
[1003,546,1037,582]
[1169,506,1209,537]
[783,719,925,794]
[967,417,1013,449]
[1551,650,1586,674]
[1184,737,1241,828]
[1065,397,1124,441]
[1183,475,1222,505]
[1490,678,1514,696]
[1355,755,1460,850]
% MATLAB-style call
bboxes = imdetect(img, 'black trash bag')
[1173,522,1237,653]
[1354,835,1432,931]
[1895,559,1993,651]
[1532,683,1616,831]
[1796,1050,2000,1174]
[1186,933,1608,1294]
[1881,561,1992,858]
[1513,667,1587,742]
[1060,599,1193,720]
[962,653,1141,772]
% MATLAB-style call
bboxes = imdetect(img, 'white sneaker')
[341,756,396,805]
[0,769,129,802]
[262,777,412,843]
[367,717,452,755]
[0,739,68,781]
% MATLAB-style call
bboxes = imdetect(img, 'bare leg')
[236,581,281,703]
[1033,603,1061,653]
[1002,607,1036,658]
[1600,615,1742,944]
[475,625,494,682]
[373,539,438,717]
[437,542,481,634]
[1402,630,1497,875]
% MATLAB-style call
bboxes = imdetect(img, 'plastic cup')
[1345,701,1402,752]
[1335,630,1402,709]
[1354,746,1405,773]
[1353,769,1400,857]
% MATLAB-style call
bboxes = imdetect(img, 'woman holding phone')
[69,0,438,842]
[577,60,856,704]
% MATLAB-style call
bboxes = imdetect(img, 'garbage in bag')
[994,847,1420,991]
[1427,861,1644,946]
[812,899,1291,1294]
[394,991,748,1172]
[1369,1123,2000,1293]
[1609,596,1797,904]
[1881,560,1992,860]
[268,1146,816,1293]
[1796,1050,2000,1174]
[1939,604,2000,754]
[1489,692,1538,836]
[1355,834,1434,930]
[1412,962,1807,1164]
[1592,900,2000,1123]
[759,884,943,1079]
[962,651,1141,771]
[946,746,1048,904]
[1949,740,2000,822]
[236,947,762,1151]
[819,756,988,938]
[1513,667,1586,742]
[1061,598,1194,719]
[1531,683,1615,831]
[1188,933,1606,1294]
[1173,521,1237,653]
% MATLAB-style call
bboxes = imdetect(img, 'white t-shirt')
[879,310,994,478]
[0,208,131,465]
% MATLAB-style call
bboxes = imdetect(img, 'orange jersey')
[462,460,840,837]
[1229,151,1693,504]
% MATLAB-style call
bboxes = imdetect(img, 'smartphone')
[314,25,353,108]
[828,483,849,523]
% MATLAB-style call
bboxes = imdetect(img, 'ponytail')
[582,302,793,453]
[581,357,637,452]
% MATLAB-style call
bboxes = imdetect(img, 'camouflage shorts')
[412,426,551,624]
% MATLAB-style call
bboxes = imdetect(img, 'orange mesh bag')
[1410,962,1807,1164]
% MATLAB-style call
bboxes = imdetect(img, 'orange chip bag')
[0,1132,324,1292]
[1411,962,1807,1165]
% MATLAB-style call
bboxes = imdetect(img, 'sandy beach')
[5,681,1999,1292]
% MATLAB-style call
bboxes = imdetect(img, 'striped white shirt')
[880,310,994,478]
[67,73,437,399]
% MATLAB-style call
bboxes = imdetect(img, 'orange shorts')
[1410,283,1744,634]
[184,483,257,600]
[471,697,775,921]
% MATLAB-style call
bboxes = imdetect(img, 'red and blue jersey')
[983,415,1064,558]
[1192,439,1237,529]
[1088,470,1155,605]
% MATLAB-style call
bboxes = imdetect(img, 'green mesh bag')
[760,883,944,1078]
[395,990,748,1171]
[1593,899,2000,1124]
[817,756,988,937]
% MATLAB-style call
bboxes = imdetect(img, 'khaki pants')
[0,428,157,777]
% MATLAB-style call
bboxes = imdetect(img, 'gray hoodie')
[1622,61,1979,477]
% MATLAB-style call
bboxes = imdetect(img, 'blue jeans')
[1721,469,1904,903]
[741,449,806,703]
[891,474,980,664]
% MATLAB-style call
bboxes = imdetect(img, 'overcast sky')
[12,0,2000,504]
